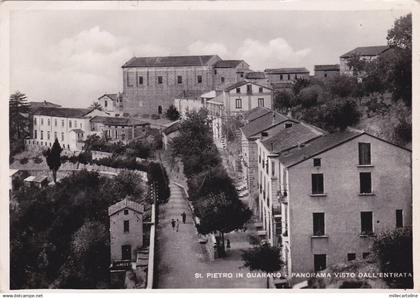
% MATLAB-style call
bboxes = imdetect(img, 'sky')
[9,8,409,108]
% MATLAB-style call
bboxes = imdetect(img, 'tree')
[44,138,63,183]
[9,91,31,155]
[273,90,295,112]
[297,85,323,108]
[165,105,180,121]
[147,162,170,204]
[386,13,412,106]
[292,78,310,96]
[242,242,284,288]
[372,227,413,288]
[88,102,103,111]
[327,75,358,98]
[195,192,251,256]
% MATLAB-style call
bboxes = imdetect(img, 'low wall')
[147,204,156,289]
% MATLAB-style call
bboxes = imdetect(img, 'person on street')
[181,212,186,224]
[176,219,180,232]
[171,218,176,230]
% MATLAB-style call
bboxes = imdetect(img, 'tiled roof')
[265,68,310,74]
[108,198,144,216]
[99,93,118,101]
[224,80,273,92]
[33,107,90,118]
[261,123,324,154]
[314,64,340,71]
[90,116,149,126]
[270,82,294,90]
[214,60,244,68]
[278,129,364,167]
[30,101,61,110]
[241,111,291,139]
[246,72,266,79]
[243,107,271,122]
[162,120,181,135]
[122,55,220,68]
[340,46,389,58]
[176,90,207,99]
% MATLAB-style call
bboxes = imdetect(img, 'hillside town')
[8,13,412,290]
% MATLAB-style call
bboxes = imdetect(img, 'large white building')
[256,128,412,282]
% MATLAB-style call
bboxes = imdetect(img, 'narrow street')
[155,183,266,288]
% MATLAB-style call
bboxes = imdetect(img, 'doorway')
[121,245,131,260]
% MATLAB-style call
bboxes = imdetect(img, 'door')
[121,245,131,260]
[314,254,326,272]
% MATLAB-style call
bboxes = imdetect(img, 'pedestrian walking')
[171,218,176,230]
[176,219,180,232]
[181,211,186,224]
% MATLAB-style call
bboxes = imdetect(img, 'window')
[40,130,44,140]
[121,245,131,260]
[235,98,242,109]
[54,132,57,140]
[236,88,240,94]
[280,74,283,80]
[197,75,202,84]
[314,254,326,272]
[311,173,324,194]
[54,119,57,127]
[34,118,37,125]
[362,252,370,259]
[294,74,298,79]
[41,118,44,125]
[47,131,50,140]
[158,76,163,84]
[271,161,275,176]
[75,120,77,127]
[347,253,356,261]
[221,77,225,83]
[360,172,372,194]
[127,73,132,87]
[396,209,403,228]
[69,120,72,128]
[358,142,371,165]
[123,220,129,232]
[177,76,183,84]
[138,76,143,85]
[61,132,64,141]
[124,209,129,215]
[313,158,321,167]
[47,119,50,126]
[285,123,293,128]
[240,73,244,78]
[361,211,373,235]
[259,87,263,93]
[246,84,252,94]
[62,120,65,127]
[34,130,37,139]
[104,101,108,107]
[80,123,83,128]
[287,74,290,80]
[324,73,328,78]
[313,213,325,236]
[258,98,264,107]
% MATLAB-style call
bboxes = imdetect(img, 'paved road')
[155,183,266,289]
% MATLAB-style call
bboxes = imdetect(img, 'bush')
[33,157,43,164]
[372,227,413,288]
[20,157,29,165]
[328,75,358,98]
